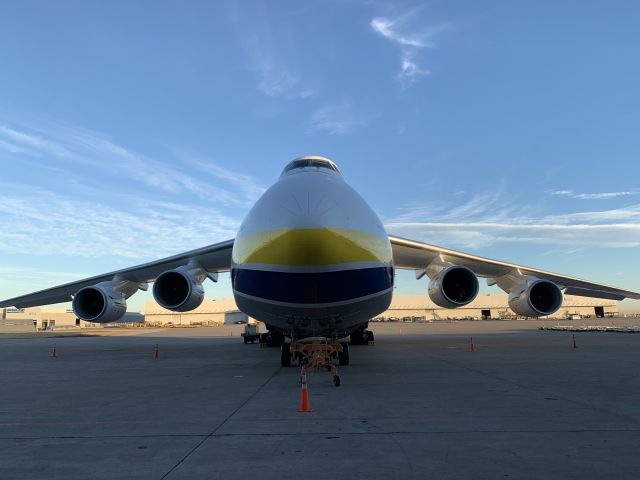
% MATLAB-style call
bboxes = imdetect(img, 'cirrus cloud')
[371,11,449,85]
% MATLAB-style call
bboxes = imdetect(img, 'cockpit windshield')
[281,157,341,176]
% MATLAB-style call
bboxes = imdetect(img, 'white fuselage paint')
[230,158,394,339]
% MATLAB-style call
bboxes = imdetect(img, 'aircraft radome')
[2,156,639,384]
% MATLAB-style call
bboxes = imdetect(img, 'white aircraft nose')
[235,168,387,241]
[278,190,341,228]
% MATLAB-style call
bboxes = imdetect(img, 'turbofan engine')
[72,284,127,323]
[152,265,205,312]
[428,265,479,308]
[508,278,563,317]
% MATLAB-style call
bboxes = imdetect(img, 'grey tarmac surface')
[1,319,640,479]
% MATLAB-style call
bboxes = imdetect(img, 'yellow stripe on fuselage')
[232,228,392,266]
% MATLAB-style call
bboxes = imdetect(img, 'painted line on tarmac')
[3,427,640,442]
[158,365,282,480]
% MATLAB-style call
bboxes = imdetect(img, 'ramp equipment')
[288,341,348,386]
[241,323,260,344]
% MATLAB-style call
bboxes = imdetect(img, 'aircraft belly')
[234,287,392,339]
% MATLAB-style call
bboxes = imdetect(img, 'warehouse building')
[143,294,618,325]
[144,299,247,325]
[380,294,617,321]
[1,307,143,331]
[1,294,618,332]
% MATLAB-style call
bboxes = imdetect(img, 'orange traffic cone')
[297,369,312,413]
[154,344,159,359]
[572,335,577,349]
[470,337,475,352]
[51,345,57,358]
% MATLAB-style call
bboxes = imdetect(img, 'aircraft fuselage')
[230,159,394,339]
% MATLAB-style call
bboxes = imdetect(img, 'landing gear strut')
[338,342,349,365]
[280,342,291,367]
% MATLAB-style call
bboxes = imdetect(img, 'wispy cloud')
[0,266,92,301]
[387,221,640,249]
[0,185,239,259]
[549,189,640,200]
[371,10,449,85]
[253,63,314,99]
[0,137,39,156]
[400,51,430,80]
[253,64,315,99]
[228,4,315,100]
[0,125,75,158]
[0,120,262,208]
[540,248,584,257]
[371,16,433,48]
[0,116,269,267]
[0,266,87,283]
[174,151,266,207]
[386,192,640,249]
[308,101,374,135]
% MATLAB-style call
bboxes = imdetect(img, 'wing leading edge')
[3,235,638,309]
[0,239,235,309]
[390,235,640,301]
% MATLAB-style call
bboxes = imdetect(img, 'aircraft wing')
[389,235,640,301]
[0,239,235,309]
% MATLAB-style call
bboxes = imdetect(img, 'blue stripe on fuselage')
[231,266,394,305]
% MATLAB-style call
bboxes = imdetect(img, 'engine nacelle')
[508,278,563,317]
[153,266,205,312]
[72,285,127,323]
[428,265,479,308]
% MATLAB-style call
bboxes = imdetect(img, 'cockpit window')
[282,158,340,174]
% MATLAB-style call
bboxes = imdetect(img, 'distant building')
[0,294,618,333]
[143,294,618,325]
[1,307,143,331]
[144,299,249,325]
[4,307,80,330]
[380,294,617,321]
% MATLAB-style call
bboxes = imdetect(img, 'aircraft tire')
[338,342,350,366]
[280,342,291,367]
[349,332,364,345]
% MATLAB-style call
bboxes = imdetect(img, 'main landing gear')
[260,330,285,348]
[281,341,349,386]
[350,329,374,346]
[280,342,292,367]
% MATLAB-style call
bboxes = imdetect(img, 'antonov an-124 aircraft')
[2,156,639,377]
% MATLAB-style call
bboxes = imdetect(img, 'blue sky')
[1,1,639,312]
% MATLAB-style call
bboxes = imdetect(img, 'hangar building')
[143,294,618,325]
[145,299,247,325]
[1,294,618,332]
[381,294,617,321]
[1,307,143,331]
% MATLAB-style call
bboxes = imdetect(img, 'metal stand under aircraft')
[280,340,350,386]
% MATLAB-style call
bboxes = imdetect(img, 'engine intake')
[508,278,563,317]
[153,267,205,312]
[428,265,479,308]
[72,285,127,323]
